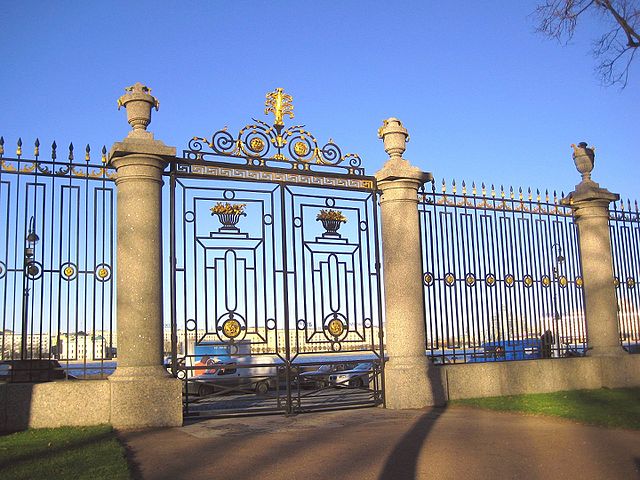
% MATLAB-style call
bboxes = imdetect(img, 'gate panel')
[168,89,384,416]
[283,185,383,411]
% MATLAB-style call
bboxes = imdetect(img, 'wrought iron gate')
[167,90,384,416]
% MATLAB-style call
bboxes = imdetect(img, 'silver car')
[329,362,373,388]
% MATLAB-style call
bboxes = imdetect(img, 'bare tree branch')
[534,0,639,87]
[599,0,640,46]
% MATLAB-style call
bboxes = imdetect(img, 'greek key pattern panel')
[179,163,375,191]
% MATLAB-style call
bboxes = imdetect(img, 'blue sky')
[1,1,638,200]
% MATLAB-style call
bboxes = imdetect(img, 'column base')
[587,345,628,357]
[109,367,182,429]
[384,357,446,409]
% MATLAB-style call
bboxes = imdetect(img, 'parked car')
[0,359,76,383]
[329,362,373,388]
[179,342,282,397]
[295,364,351,389]
[185,361,279,397]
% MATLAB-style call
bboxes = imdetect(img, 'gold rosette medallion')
[327,318,344,338]
[223,319,241,339]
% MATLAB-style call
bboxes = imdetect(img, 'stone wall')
[0,380,111,432]
[440,355,640,401]
[0,376,182,432]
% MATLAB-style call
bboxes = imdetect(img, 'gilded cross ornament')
[264,88,294,127]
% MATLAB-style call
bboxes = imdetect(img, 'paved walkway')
[119,406,640,480]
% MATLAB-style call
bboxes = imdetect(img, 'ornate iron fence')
[419,180,586,364]
[610,199,640,353]
[0,137,116,380]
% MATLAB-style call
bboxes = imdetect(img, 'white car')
[329,362,373,388]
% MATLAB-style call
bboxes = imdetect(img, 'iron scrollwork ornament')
[186,88,363,174]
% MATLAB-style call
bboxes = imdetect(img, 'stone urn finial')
[571,142,595,183]
[117,82,160,137]
[378,118,410,158]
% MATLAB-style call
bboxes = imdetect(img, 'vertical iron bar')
[279,184,292,414]
[169,163,178,378]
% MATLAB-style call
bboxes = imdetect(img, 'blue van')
[467,338,543,362]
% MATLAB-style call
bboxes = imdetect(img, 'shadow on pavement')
[379,361,448,480]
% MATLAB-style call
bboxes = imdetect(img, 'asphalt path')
[120,406,640,480]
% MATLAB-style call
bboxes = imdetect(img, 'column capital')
[108,140,176,186]
[564,172,619,220]
[109,137,176,163]
[375,157,432,188]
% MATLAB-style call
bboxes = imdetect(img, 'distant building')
[56,333,115,361]
[0,331,51,359]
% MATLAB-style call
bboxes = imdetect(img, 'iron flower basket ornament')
[316,209,347,237]
[211,202,247,233]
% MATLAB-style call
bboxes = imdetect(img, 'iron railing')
[610,199,640,353]
[419,180,586,364]
[0,137,116,380]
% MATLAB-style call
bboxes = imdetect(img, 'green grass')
[452,387,640,429]
[0,425,131,480]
